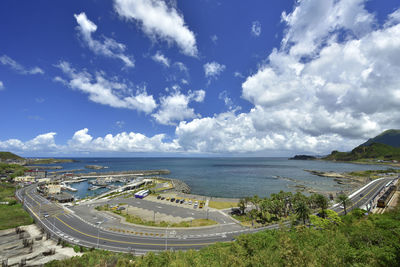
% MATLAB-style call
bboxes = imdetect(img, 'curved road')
[16,177,395,254]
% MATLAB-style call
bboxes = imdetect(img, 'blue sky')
[1,0,400,156]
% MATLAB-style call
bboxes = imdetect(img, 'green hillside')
[325,142,400,161]
[362,129,400,147]
[0,152,24,161]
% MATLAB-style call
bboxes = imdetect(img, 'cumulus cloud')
[74,12,134,68]
[152,51,170,67]
[114,0,198,57]
[0,81,4,90]
[0,132,58,152]
[251,21,261,37]
[0,55,44,75]
[68,128,179,153]
[0,129,179,154]
[55,61,157,113]
[152,87,205,125]
[204,61,225,79]
[175,1,400,154]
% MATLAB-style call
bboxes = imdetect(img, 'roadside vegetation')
[208,200,237,210]
[346,168,400,178]
[234,191,332,227]
[46,197,400,266]
[0,183,33,230]
[0,163,28,181]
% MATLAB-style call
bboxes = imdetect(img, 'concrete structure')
[47,184,61,194]
[25,169,47,178]
[14,175,36,183]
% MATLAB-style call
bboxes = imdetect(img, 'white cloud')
[68,128,180,153]
[152,51,170,67]
[0,81,4,90]
[55,61,157,113]
[0,132,58,152]
[204,61,225,79]
[0,129,179,154]
[0,55,44,75]
[281,0,374,57]
[175,2,400,154]
[234,71,244,78]
[251,21,261,37]
[115,120,125,128]
[114,0,198,57]
[152,87,205,125]
[74,12,134,68]
[210,34,218,44]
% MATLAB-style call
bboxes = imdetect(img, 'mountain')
[0,152,24,161]
[361,129,400,148]
[324,130,400,162]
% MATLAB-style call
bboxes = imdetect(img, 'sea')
[35,157,395,199]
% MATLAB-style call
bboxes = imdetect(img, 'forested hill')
[324,129,400,161]
[361,129,400,148]
[0,152,24,161]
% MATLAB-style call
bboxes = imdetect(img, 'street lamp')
[165,225,169,251]
[97,220,105,249]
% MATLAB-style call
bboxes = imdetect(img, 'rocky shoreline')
[158,177,191,194]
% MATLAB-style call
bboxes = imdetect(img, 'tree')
[315,194,329,218]
[238,198,247,215]
[294,200,310,225]
[336,194,352,215]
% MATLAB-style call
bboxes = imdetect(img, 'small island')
[85,164,106,170]
[289,155,317,160]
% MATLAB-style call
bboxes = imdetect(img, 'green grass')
[208,201,237,209]
[0,151,24,161]
[0,183,33,230]
[325,142,400,161]
[347,168,400,178]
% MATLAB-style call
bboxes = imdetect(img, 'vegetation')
[0,151,24,161]
[347,168,400,178]
[28,158,75,164]
[362,129,400,147]
[323,129,400,162]
[0,183,33,230]
[234,191,328,226]
[325,142,400,162]
[0,163,28,180]
[336,194,352,215]
[208,200,237,209]
[45,200,400,267]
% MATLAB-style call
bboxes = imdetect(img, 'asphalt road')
[16,177,395,253]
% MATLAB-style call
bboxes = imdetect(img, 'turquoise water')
[39,157,393,198]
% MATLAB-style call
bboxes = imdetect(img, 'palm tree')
[315,194,329,218]
[336,194,352,215]
[295,200,310,225]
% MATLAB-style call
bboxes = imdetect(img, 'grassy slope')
[362,129,400,147]
[324,142,400,161]
[0,183,33,230]
[46,204,400,267]
[0,151,24,161]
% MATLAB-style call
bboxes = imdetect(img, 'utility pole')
[165,225,169,251]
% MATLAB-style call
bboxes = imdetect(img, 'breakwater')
[75,169,170,177]
[158,177,191,194]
